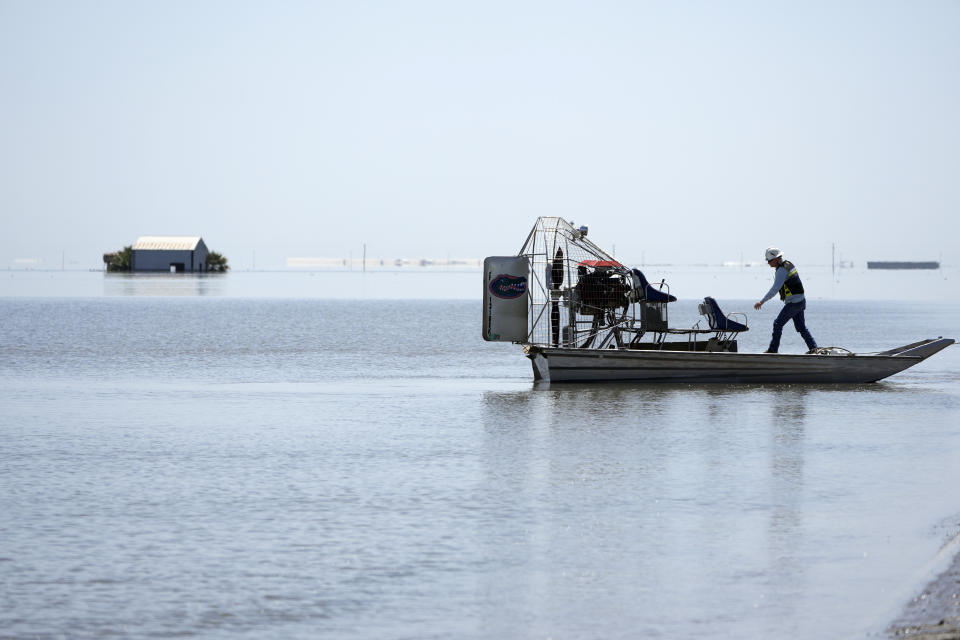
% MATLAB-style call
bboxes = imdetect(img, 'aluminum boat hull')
[525,338,954,384]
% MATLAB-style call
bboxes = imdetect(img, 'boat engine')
[573,264,630,317]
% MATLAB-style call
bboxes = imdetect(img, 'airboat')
[483,217,954,383]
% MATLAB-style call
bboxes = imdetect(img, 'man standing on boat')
[753,247,818,354]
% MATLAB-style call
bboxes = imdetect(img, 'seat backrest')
[702,297,723,329]
[631,268,650,290]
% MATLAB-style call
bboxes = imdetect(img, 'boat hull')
[526,338,954,384]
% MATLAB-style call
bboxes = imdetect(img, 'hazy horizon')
[2,1,958,271]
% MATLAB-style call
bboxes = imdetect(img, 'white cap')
[765,246,783,261]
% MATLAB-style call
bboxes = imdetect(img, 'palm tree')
[206,251,229,272]
[104,245,133,272]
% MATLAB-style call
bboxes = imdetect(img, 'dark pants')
[768,299,817,352]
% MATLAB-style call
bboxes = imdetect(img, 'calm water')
[1,272,959,639]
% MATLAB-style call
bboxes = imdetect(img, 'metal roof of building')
[132,236,203,251]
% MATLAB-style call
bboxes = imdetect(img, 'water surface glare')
[1,294,959,639]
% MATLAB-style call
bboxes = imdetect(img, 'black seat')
[701,297,748,332]
[630,269,677,303]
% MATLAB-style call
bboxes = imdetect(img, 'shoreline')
[888,545,960,639]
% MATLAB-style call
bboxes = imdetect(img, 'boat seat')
[699,297,748,332]
[630,269,677,303]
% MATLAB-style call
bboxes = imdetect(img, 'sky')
[1,1,958,270]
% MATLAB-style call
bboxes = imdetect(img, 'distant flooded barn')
[132,236,209,272]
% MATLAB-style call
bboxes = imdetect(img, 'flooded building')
[132,236,209,272]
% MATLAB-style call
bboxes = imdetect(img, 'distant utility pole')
[363,243,366,273]
[832,243,836,278]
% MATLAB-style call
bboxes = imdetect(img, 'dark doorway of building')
[169,263,185,273]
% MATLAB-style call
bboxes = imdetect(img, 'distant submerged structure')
[131,236,209,272]
[867,261,940,270]
[103,237,229,273]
